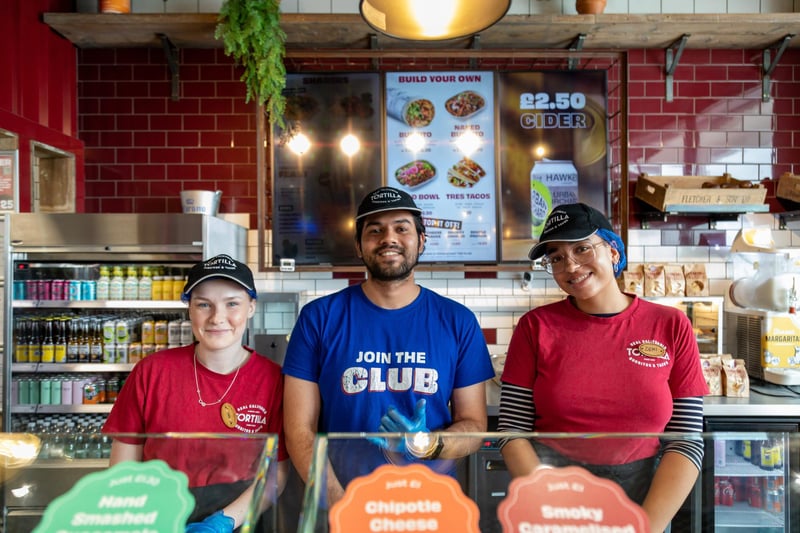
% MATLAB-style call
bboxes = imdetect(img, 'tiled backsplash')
[249,215,800,355]
[103,0,800,14]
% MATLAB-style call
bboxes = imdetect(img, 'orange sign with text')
[498,466,649,532]
[330,463,480,532]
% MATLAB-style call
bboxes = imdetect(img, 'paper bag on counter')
[644,264,666,297]
[684,263,710,296]
[721,357,750,397]
[700,354,723,396]
[621,264,645,296]
[664,263,686,297]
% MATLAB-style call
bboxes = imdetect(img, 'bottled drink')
[40,318,55,363]
[96,266,110,300]
[771,437,783,471]
[760,440,774,470]
[89,320,104,363]
[14,318,30,363]
[123,266,139,300]
[77,320,91,364]
[151,275,164,300]
[109,266,125,300]
[172,275,185,301]
[66,319,80,363]
[54,317,68,363]
[28,319,42,363]
[750,440,763,466]
[138,266,153,300]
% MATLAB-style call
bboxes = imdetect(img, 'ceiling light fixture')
[360,0,511,41]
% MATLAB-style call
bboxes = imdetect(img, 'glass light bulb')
[340,134,361,156]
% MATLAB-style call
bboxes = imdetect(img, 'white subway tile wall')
[249,219,800,351]
[122,0,800,13]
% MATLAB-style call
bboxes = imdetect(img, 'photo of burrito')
[395,160,437,188]
[447,158,486,188]
[445,90,485,119]
[386,87,436,127]
[403,98,435,127]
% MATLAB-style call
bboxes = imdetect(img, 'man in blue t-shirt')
[283,186,494,505]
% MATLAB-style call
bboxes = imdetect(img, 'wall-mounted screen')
[272,73,382,266]
[497,71,609,262]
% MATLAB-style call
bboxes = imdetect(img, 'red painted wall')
[0,0,84,211]
[77,47,800,225]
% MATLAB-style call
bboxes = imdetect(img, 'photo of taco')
[395,160,437,188]
[447,158,486,188]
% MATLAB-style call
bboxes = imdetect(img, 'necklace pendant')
[199,399,207,407]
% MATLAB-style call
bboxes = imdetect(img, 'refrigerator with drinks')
[1,213,246,532]
[703,418,799,532]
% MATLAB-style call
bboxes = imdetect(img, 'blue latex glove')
[185,510,235,533]
[369,398,429,454]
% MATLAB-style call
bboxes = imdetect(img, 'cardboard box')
[777,172,800,203]
[635,173,767,212]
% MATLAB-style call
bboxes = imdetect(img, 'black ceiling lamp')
[359,0,511,41]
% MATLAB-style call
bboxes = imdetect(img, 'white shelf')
[12,363,134,373]
[10,404,114,414]
[11,299,186,309]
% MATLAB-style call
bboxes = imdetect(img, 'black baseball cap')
[356,186,422,220]
[528,203,613,260]
[182,254,257,302]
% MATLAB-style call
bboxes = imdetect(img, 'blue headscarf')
[596,228,627,278]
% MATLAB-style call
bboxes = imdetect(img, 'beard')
[363,245,421,282]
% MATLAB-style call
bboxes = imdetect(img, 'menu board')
[385,72,497,263]
[497,71,608,261]
[272,73,382,265]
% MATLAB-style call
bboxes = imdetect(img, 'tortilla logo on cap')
[638,342,667,358]
[543,210,569,232]
[371,189,403,205]
[204,255,237,270]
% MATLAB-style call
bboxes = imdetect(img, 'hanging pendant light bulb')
[360,0,511,41]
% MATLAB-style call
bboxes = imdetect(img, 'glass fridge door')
[704,421,798,532]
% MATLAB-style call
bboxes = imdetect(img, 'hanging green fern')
[215,0,286,127]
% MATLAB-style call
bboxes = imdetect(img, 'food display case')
[649,296,724,354]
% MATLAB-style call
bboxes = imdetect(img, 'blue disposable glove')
[185,510,235,533]
[369,398,429,454]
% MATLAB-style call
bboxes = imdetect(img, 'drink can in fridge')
[115,343,129,364]
[115,319,130,344]
[68,280,82,301]
[81,280,96,300]
[180,320,193,345]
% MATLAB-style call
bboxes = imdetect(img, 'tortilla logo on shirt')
[637,342,667,358]
[235,404,269,433]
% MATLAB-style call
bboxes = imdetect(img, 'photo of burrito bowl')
[395,160,437,188]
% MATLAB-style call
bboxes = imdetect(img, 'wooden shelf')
[43,13,800,51]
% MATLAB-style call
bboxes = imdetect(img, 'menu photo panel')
[498,71,609,262]
[385,72,497,263]
[272,73,383,266]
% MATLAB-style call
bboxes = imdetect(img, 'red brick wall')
[77,48,800,221]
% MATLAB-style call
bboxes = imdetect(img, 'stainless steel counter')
[487,381,800,419]
[703,384,800,417]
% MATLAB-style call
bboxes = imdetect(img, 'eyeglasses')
[539,241,608,274]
